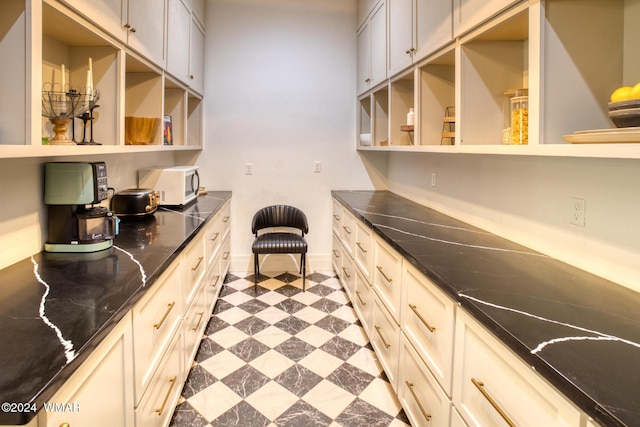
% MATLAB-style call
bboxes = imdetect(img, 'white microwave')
[138,166,200,207]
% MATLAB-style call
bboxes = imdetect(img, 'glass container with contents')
[502,88,528,144]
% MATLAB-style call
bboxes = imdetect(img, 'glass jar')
[502,88,528,144]
[510,95,528,145]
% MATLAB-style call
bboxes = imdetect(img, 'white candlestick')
[60,64,67,113]
[88,57,93,90]
[61,64,66,90]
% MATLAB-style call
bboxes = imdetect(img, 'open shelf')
[418,46,456,146]
[358,95,372,148]
[390,70,415,146]
[458,5,528,146]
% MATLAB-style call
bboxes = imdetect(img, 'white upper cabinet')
[387,0,414,77]
[357,0,387,95]
[414,0,453,60]
[62,0,167,68]
[167,0,191,84]
[453,0,520,37]
[189,15,206,95]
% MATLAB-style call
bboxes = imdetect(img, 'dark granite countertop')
[332,190,640,427]
[0,192,231,425]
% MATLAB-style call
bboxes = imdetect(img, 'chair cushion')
[252,232,308,254]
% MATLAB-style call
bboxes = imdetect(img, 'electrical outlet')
[245,163,253,175]
[570,197,586,227]
[431,172,437,187]
[314,161,321,173]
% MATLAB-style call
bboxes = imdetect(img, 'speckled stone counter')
[332,190,640,427]
[0,192,231,425]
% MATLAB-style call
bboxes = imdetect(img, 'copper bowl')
[125,117,159,145]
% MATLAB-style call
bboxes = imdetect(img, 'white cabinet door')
[189,16,206,94]
[166,0,191,84]
[373,235,403,323]
[358,0,372,28]
[453,0,519,37]
[388,0,414,77]
[41,313,134,427]
[357,22,372,95]
[369,0,387,87]
[61,0,128,43]
[354,219,374,282]
[453,309,582,427]
[414,0,452,60]
[372,295,401,391]
[126,0,167,67]
[401,262,456,396]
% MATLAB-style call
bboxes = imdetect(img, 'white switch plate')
[314,161,321,173]
[245,163,253,175]
[431,172,437,187]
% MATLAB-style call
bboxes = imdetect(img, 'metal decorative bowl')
[124,117,160,145]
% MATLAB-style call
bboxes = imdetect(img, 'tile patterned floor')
[169,271,411,427]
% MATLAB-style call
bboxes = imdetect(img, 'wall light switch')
[245,163,253,175]
[314,161,321,173]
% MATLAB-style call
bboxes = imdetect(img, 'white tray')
[563,127,640,144]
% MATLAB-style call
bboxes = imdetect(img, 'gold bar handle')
[376,265,393,283]
[332,250,340,258]
[155,376,177,415]
[375,325,391,349]
[223,251,230,260]
[210,275,220,287]
[333,214,341,221]
[343,226,352,234]
[223,216,230,223]
[191,256,204,271]
[409,304,436,333]
[471,378,516,427]
[356,242,367,253]
[342,267,351,279]
[153,302,176,330]
[192,311,205,332]
[210,232,220,242]
[355,290,366,306]
[406,381,432,421]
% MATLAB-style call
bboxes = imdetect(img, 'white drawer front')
[332,199,343,237]
[341,248,356,299]
[453,309,582,427]
[205,254,223,314]
[401,262,456,396]
[220,235,231,277]
[341,209,356,257]
[355,219,373,281]
[133,261,182,403]
[353,267,373,336]
[332,233,343,275]
[220,201,231,241]
[135,329,183,427]
[372,295,401,391]
[373,236,403,323]
[183,280,209,373]
[399,335,452,427]
[205,212,222,265]
[183,233,206,307]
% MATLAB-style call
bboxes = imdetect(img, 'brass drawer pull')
[343,226,352,234]
[192,311,205,332]
[154,302,176,329]
[223,216,230,223]
[210,275,220,287]
[222,251,230,260]
[376,265,393,283]
[356,242,367,253]
[406,381,432,421]
[155,376,177,415]
[342,267,351,279]
[355,290,366,306]
[409,304,436,333]
[333,249,340,258]
[210,232,220,242]
[375,325,391,349]
[191,256,204,271]
[333,214,341,221]
[471,378,516,427]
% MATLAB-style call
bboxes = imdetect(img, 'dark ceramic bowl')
[609,107,640,128]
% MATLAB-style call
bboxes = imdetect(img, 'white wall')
[198,0,381,273]
[386,152,640,293]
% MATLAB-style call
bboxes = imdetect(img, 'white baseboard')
[230,253,333,274]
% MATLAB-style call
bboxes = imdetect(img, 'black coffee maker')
[44,162,119,253]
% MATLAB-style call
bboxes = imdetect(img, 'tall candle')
[88,57,93,91]
[60,64,67,113]
[61,64,66,90]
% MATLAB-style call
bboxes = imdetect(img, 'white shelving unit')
[357,0,640,159]
[0,0,204,159]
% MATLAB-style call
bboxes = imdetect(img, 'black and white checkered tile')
[169,271,411,427]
